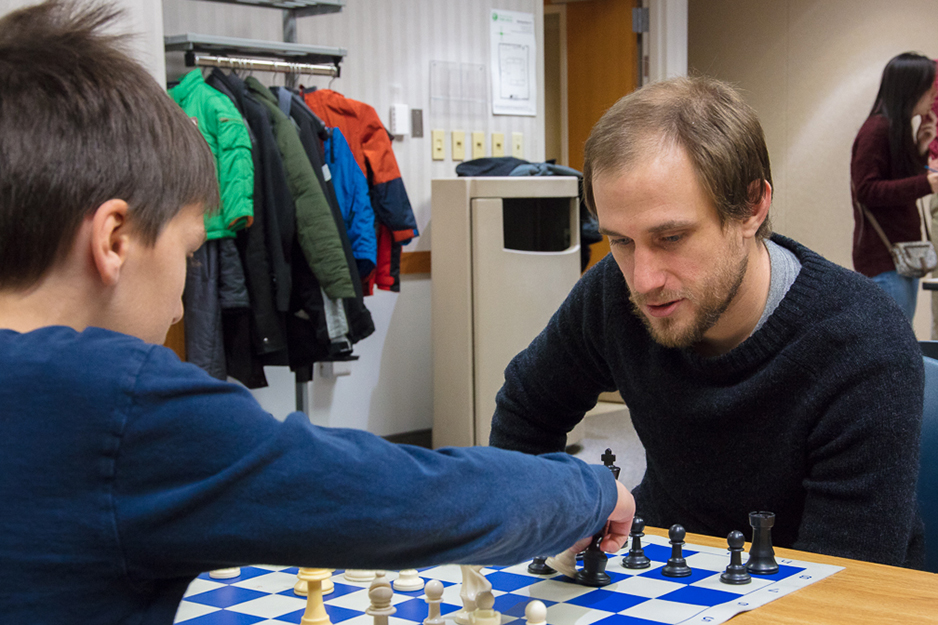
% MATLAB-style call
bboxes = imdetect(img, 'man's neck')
[695,238,772,357]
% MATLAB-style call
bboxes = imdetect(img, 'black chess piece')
[527,556,556,575]
[720,530,752,585]
[661,524,692,577]
[573,449,621,587]
[575,533,611,586]
[623,516,651,569]
[746,511,779,575]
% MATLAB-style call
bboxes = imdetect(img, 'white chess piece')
[208,567,241,579]
[393,569,425,592]
[423,579,445,625]
[298,567,333,625]
[295,570,335,596]
[344,569,377,582]
[525,600,547,625]
[453,565,489,625]
[545,550,577,579]
[468,590,501,625]
[366,577,396,625]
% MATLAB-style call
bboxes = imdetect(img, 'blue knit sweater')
[0,327,618,624]
[491,235,925,568]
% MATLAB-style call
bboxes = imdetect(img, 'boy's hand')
[569,481,635,554]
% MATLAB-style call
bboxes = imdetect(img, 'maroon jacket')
[850,115,932,277]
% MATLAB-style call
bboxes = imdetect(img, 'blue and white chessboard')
[174,533,842,625]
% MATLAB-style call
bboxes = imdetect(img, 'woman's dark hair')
[869,52,936,177]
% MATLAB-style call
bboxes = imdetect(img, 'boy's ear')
[90,199,131,287]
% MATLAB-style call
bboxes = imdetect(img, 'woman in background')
[851,52,938,320]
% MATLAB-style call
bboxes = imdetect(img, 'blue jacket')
[325,127,377,277]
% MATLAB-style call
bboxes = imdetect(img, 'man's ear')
[740,180,772,238]
[90,199,131,287]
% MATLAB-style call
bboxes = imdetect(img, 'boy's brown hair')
[0,0,218,290]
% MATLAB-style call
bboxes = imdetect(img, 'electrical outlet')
[512,132,523,158]
[491,132,505,157]
[452,130,466,161]
[472,131,485,159]
[431,129,445,161]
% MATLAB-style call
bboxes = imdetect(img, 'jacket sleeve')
[356,102,419,244]
[114,345,620,575]
[329,128,377,272]
[852,117,932,209]
[214,109,255,235]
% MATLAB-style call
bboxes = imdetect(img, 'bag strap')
[852,181,895,251]
[852,180,933,250]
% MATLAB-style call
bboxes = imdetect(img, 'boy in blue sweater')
[0,2,633,623]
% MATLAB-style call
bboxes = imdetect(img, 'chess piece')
[660,524,692,577]
[468,590,501,625]
[366,578,396,625]
[298,567,334,625]
[208,567,241,579]
[344,569,377,582]
[572,448,620,587]
[527,555,556,575]
[746,511,779,575]
[423,579,445,625]
[720,530,752,585]
[453,565,489,625]
[623,516,651,569]
[545,549,577,579]
[575,533,611,586]
[525,600,547,625]
[394,569,425,592]
[295,570,335,596]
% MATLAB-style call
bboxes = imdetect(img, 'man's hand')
[919,110,937,155]
[569,481,635,554]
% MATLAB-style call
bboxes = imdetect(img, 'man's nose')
[629,246,668,294]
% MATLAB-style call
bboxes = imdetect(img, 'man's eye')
[609,238,632,247]
[661,234,682,243]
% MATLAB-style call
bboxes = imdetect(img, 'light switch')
[512,132,523,158]
[452,130,466,161]
[431,129,445,161]
[491,132,505,157]
[472,131,485,159]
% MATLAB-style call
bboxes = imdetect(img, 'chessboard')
[174,533,842,625]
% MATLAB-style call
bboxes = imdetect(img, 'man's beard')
[629,247,749,349]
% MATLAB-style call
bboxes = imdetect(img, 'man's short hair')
[583,76,773,239]
[0,0,219,290]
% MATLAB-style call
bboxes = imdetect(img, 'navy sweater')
[0,327,618,624]
[491,235,925,568]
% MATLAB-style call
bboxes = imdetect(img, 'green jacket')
[246,77,354,300]
[169,70,254,240]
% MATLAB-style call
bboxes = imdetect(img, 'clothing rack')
[186,52,338,77]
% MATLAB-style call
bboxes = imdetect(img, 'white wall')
[162,0,546,434]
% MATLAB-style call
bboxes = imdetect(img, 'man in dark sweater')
[490,77,926,569]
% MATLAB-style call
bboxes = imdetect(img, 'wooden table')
[644,527,938,624]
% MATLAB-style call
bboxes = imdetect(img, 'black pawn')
[661,524,692,577]
[575,533,611,586]
[720,530,751,585]
[527,556,556,575]
[623,516,651,569]
[746,511,779,575]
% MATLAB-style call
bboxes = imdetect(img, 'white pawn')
[208,567,241,579]
[366,579,396,625]
[295,570,334,596]
[525,600,547,625]
[344,569,377,582]
[545,550,577,579]
[393,569,425,592]
[423,580,445,625]
[469,590,500,625]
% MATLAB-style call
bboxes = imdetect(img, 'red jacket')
[303,89,418,293]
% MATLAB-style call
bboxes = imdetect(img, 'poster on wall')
[490,9,537,116]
